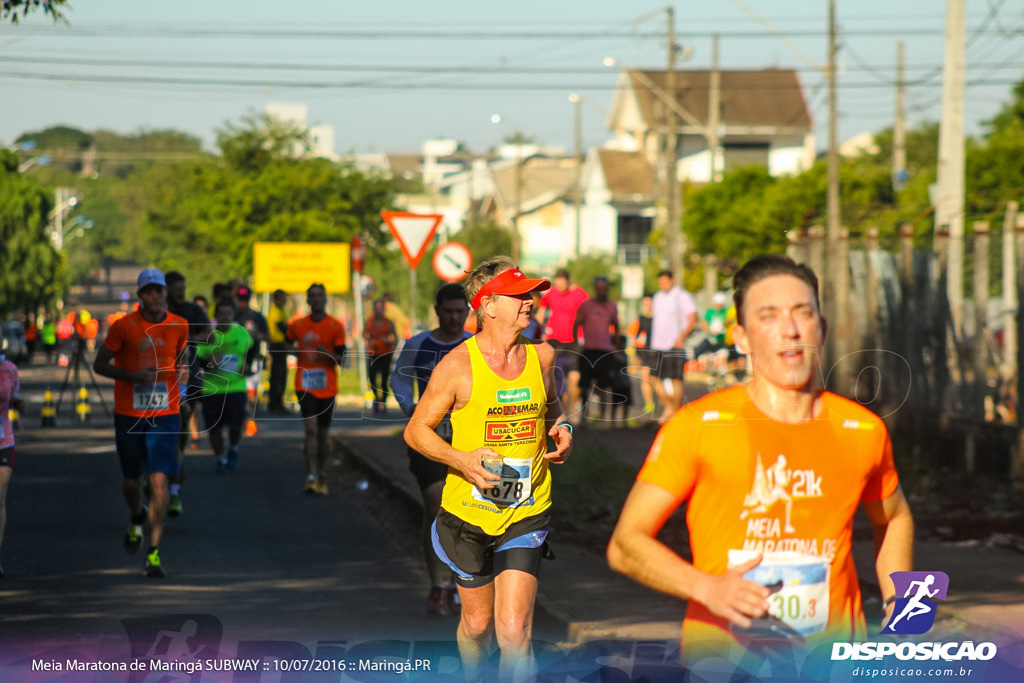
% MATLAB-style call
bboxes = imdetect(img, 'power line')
[0,25,1020,40]
[3,69,1020,90]
[3,54,1023,75]
[838,0,1011,88]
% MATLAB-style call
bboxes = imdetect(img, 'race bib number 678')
[473,457,534,508]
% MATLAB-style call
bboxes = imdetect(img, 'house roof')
[490,157,579,217]
[386,153,421,181]
[625,69,812,132]
[596,149,655,201]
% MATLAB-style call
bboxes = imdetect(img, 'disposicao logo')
[831,570,998,663]
[886,570,949,635]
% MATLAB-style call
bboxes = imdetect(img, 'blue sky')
[2,0,1022,155]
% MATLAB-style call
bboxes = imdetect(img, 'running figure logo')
[886,571,950,634]
[740,454,796,533]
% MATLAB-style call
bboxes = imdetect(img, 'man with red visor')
[405,256,575,682]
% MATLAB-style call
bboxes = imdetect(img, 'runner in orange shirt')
[93,268,189,578]
[363,299,397,416]
[607,254,914,662]
[286,283,347,495]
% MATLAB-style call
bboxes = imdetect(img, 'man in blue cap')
[94,268,190,578]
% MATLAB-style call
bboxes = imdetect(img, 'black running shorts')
[432,507,551,588]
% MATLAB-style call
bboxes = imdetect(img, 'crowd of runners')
[0,254,915,681]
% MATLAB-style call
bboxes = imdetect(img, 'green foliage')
[16,126,91,174]
[562,253,620,299]
[450,219,514,267]
[16,125,90,151]
[130,115,398,298]
[216,113,307,174]
[550,443,635,528]
[683,165,784,264]
[1,0,67,22]
[679,117,952,267]
[0,150,64,315]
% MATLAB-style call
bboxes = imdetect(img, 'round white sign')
[432,242,472,283]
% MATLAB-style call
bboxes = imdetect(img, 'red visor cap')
[471,268,551,309]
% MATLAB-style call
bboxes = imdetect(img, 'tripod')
[55,335,112,419]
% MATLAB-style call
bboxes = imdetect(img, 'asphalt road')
[1,362,563,679]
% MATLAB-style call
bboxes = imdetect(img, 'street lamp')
[48,188,87,250]
[52,215,93,251]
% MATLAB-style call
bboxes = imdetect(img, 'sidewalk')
[335,405,1024,646]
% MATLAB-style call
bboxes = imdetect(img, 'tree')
[1,0,67,23]
[134,115,398,297]
[16,126,92,174]
[0,150,64,315]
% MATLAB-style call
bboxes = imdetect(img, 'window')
[723,142,770,172]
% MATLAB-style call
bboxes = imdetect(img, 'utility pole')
[935,0,967,334]
[826,0,840,257]
[708,34,721,183]
[1002,201,1019,381]
[54,186,65,251]
[825,0,845,386]
[893,41,907,190]
[664,5,683,278]
[570,94,583,257]
[512,133,524,264]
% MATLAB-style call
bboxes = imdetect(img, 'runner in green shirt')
[195,299,253,473]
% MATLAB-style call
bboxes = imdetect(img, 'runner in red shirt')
[537,269,588,422]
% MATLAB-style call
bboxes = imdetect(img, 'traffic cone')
[41,389,57,427]
[245,418,258,436]
[8,406,20,430]
[76,386,91,424]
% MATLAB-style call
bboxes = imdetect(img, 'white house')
[605,68,815,183]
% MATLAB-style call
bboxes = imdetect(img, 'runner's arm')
[403,351,500,489]
[93,344,155,385]
[862,486,914,620]
[390,335,421,418]
[538,342,572,463]
[608,480,770,628]
[570,305,582,345]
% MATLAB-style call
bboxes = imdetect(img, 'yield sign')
[381,210,443,269]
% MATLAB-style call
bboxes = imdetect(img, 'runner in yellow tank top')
[404,256,574,682]
[444,335,551,533]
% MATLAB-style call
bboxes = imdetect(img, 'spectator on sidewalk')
[608,254,914,662]
[571,276,619,425]
[537,269,588,423]
[391,283,471,617]
[626,295,657,417]
[404,256,573,681]
[649,270,697,421]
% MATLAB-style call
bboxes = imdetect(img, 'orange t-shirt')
[103,310,189,417]
[287,315,347,399]
[364,316,396,357]
[637,385,900,650]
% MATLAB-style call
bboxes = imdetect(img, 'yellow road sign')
[253,242,351,294]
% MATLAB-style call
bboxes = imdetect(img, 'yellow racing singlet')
[443,336,550,535]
